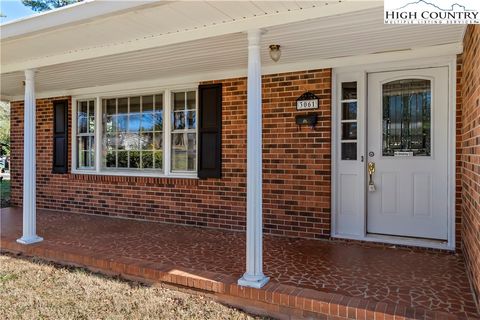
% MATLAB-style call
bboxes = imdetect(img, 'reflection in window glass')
[142,95,153,112]
[102,94,164,170]
[128,114,141,132]
[186,111,196,129]
[341,102,357,120]
[118,151,128,168]
[141,132,153,150]
[78,101,88,134]
[173,92,185,111]
[154,151,163,169]
[341,142,357,160]
[106,151,115,168]
[130,96,140,113]
[154,111,163,131]
[341,123,357,140]
[88,103,95,133]
[106,99,116,114]
[187,91,196,109]
[382,79,431,156]
[173,112,185,130]
[341,82,357,100]
[142,151,153,169]
[118,98,128,113]
[171,91,196,172]
[130,151,140,168]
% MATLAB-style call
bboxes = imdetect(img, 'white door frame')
[331,56,457,250]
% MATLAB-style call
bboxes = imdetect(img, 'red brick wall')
[10,69,332,239]
[459,25,480,307]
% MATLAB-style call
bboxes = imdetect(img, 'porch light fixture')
[269,44,281,62]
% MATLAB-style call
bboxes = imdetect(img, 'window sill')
[70,169,199,186]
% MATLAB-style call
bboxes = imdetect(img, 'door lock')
[367,162,376,192]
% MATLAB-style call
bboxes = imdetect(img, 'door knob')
[368,162,376,192]
[367,162,375,175]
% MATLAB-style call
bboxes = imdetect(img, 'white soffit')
[0,1,382,73]
[0,3,465,98]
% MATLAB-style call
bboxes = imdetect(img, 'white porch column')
[238,29,269,289]
[17,69,43,245]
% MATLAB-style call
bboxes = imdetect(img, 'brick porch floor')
[1,207,478,319]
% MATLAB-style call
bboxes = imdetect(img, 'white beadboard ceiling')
[0,1,341,69]
[0,1,465,98]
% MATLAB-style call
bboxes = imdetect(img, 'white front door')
[367,67,449,240]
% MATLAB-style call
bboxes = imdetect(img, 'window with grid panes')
[76,100,95,169]
[102,95,164,170]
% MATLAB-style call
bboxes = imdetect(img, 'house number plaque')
[296,92,320,111]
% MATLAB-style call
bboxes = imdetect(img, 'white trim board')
[333,233,450,250]
[6,43,462,102]
[331,56,457,251]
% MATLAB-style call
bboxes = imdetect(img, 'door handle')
[368,162,376,192]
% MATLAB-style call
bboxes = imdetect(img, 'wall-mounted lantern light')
[269,44,281,62]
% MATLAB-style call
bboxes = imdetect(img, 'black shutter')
[52,100,68,174]
[198,84,222,179]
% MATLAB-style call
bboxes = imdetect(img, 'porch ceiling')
[1,3,465,99]
[2,0,372,74]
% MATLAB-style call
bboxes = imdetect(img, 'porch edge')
[1,237,471,320]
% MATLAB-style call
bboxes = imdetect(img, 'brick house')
[1,1,479,316]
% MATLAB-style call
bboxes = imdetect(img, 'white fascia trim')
[74,82,200,100]
[333,44,462,73]
[0,95,16,102]
[261,42,462,77]
[0,1,156,40]
[11,70,234,101]
[1,1,382,74]
[8,42,462,101]
[447,57,457,252]
[460,24,469,42]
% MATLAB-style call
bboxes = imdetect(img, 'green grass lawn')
[0,179,10,207]
[0,254,267,320]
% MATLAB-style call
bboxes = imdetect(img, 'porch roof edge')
[0,0,157,40]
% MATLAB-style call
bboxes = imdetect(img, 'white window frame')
[74,98,96,171]
[72,85,199,179]
[170,89,199,174]
[99,92,166,172]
